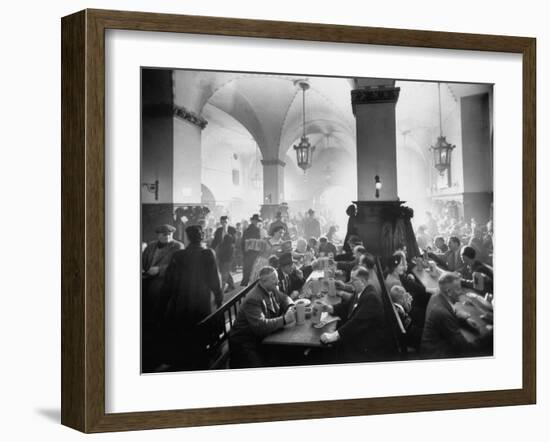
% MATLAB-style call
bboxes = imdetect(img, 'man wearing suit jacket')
[141,224,183,371]
[277,252,306,297]
[229,266,295,368]
[420,272,476,359]
[429,236,465,273]
[320,267,395,363]
[445,236,466,272]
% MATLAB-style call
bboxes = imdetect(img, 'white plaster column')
[172,110,206,204]
[352,80,400,201]
[261,158,285,205]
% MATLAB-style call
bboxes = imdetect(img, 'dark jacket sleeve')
[435,307,471,353]
[142,243,154,271]
[158,242,183,277]
[332,299,350,321]
[337,287,386,345]
[203,249,223,308]
[158,253,180,321]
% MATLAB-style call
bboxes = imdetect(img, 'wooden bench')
[375,257,408,357]
[193,281,257,370]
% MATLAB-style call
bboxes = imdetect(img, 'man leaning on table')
[420,272,491,359]
[229,266,296,368]
[318,263,395,363]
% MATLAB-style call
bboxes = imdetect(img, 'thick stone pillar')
[461,92,493,224]
[352,82,400,201]
[349,81,419,259]
[172,105,207,204]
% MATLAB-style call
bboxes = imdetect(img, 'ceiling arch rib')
[209,77,300,160]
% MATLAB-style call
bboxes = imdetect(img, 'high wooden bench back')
[194,281,258,369]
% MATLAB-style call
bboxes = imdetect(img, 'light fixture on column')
[375,175,382,198]
[430,83,455,176]
[293,80,315,173]
[142,180,159,201]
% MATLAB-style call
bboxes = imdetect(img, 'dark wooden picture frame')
[61,9,536,433]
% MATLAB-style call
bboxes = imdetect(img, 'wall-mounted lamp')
[375,175,382,198]
[142,180,159,201]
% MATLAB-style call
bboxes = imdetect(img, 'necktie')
[269,292,277,314]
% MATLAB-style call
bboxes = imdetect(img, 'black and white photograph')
[140,68,494,373]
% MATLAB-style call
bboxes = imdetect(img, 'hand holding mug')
[320,302,333,314]
[284,307,296,325]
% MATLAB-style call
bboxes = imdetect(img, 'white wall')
[0,0,546,441]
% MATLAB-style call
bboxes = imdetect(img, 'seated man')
[277,252,306,297]
[460,246,494,294]
[434,236,449,253]
[336,245,366,282]
[318,236,337,257]
[319,266,395,363]
[334,235,362,262]
[429,236,465,272]
[229,266,295,368]
[420,272,480,359]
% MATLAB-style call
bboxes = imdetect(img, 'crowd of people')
[141,205,494,372]
[415,209,494,293]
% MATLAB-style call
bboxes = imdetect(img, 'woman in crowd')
[385,251,407,292]
[249,225,286,282]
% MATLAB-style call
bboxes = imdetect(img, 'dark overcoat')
[161,243,223,331]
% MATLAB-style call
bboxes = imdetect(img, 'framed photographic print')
[61,9,536,433]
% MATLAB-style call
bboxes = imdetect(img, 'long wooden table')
[262,313,339,347]
[262,270,342,348]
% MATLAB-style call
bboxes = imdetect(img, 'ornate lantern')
[430,83,455,176]
[293,80,315,172]
[431,135,455,174]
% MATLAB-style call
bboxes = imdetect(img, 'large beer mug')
[473,272,485,291]
[311,300,324,325]
[328,278,336,297]
[294,300,307,325]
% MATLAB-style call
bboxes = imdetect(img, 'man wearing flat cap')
[141,224,183,371]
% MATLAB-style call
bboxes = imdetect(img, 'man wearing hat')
[302,208,321,240]
[141,224,183,371]
[277,252,306,296]
[241,214,262,286]
[210,216,237,292]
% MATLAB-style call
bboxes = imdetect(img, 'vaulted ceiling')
[175,70,492,167]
